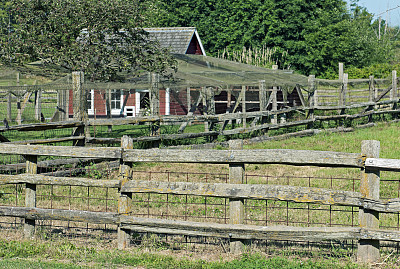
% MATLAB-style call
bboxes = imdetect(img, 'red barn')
[68,27,206,118]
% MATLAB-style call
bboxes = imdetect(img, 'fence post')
[271,86,278,124]
[259,80,267,125]
[229,140,245,253]
[367,76,375,123]
[340,73,348,107]
[7,90,11,121]
[24,153,37,238]
[35,89,42,121]
[72,71,87,146]
[358,140,380,263]
[391,70,397,101]
[55,88,66,121]
[242,85,246,128]
[307,75,316,128]
[118,135,133,249]
[106,88,112,133]
[392,71,398,119]
[339,62,344,81]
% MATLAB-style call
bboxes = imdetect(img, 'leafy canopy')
[150,0,392,76]
[0,0,176,81]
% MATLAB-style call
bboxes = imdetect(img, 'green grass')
[246,120,400,158]
[0,239,364,269]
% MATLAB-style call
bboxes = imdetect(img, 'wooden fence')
[1,97,400,146]
[1,70,399,147]
[1,138,400,263]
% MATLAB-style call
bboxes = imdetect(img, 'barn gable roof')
[144,27,206,56]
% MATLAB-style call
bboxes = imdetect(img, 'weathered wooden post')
[72,71,88,146]
[358,140,380,263]
[24,152,37,238]
[209,87,216,134]
[7,89,11,121]
[187,87,191,114]
[242,85,246,128]
[118,135,134,249]
[271,86,278,124]
[391,70,397,101]
[202,87,209,132]
[105,88,112,133]
[392,71,398,119]
[307,75,316,129]
[339,73,348,126]
[150,73,160,136]
[369,76,375,103]
[16,96,22,125]
[229,140,245,253]
[35,89,42,121]
[259,80,267,125]
[340,73,348,107]
[367,76,375,122]
[338,62,344,81]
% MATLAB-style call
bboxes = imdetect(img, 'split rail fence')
[1,71,400,147]
[1,138,400,263]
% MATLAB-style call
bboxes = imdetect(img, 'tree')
[151,0,391,76]
[0,0,176,81]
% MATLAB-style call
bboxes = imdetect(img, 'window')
[110,89,123,115]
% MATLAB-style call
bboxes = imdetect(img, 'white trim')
[110,89,124,116]
[87,89,94,115]
[194,30,206,56]
[124,106,136,118]
[135,90,141,115]
[165,88,170,115]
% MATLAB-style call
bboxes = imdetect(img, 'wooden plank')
[0,120,83,133]
[363,198,400,213]
[363,228,400,242]
[121,180,363,207]
[120,216,361,241]
[365,158,400,171]
[375,85,392,102]
[0,206,119,225]
[123,148,363,167]
[0,144,122,159]
[0,174,120,188]
[6,136,84,145]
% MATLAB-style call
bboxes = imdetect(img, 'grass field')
[2,120,400,268]
[0,239,365,269]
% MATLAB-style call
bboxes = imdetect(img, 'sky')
[345,0,400,26]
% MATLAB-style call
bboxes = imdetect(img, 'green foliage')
[217,46,290,69]
[151,0,392,76]
[0,0,176,81]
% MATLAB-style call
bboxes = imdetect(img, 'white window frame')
[110,89,124,116]
[87,89,94,115]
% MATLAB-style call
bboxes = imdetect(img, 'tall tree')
[0,0,176,81]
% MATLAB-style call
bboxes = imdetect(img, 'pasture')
[1,122,400,268]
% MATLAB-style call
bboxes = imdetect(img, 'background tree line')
[148,0,398,78]
[0,0,398,79]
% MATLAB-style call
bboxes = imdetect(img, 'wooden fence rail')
[1,95,400,146]
[2,138,400,263]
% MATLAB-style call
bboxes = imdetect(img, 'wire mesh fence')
[1,153,400,255]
